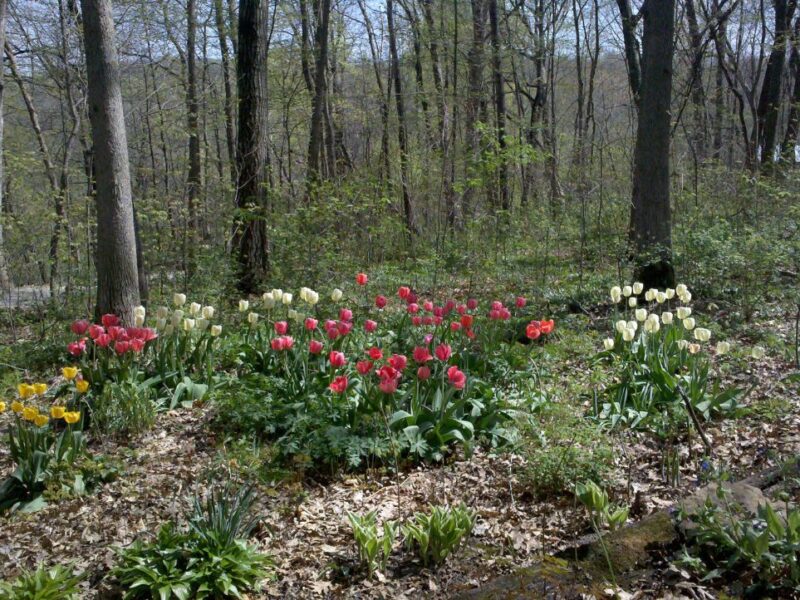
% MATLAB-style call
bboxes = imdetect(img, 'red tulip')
[388,354,407,371]
[540,319,555,334]
[309,339,324,354]
[356,360,373,375]
[364,319,377,333]
[95,333,112,348]
[526,322,541,340]
[329,375,348,394]
[489,309,501,320]
[516,296,527,308]
[407,303,420,314]
[435,343,452,362]
[467,298,478,310]
[67,340,85,356]
[368,347,383,361]
[447,365,466,390]
[379,377,399,394]
[433,306,444,318]
[500,308,511,320]
[417,366,431,380]
[456,304,467,315]
[129,338,145,353]
[271,337,286,351]
[460,315,474,328]
[406,292,418,304]
[71,320,90,335]
[101,314,120,328]
[329,351,347,368]
[324,319,338,332]
[274,321,289,335]
[326,328,339,340]
[356,272,368,286]
[375,295,387,309]
[108,326,128,341]
[398,286,411,299]
[491,300,503,311]
[465,328,476,340]
[89,324,105,340]
[114,340,130,354]
[376,364,400,382]
[339,308,353,322]
[450,322,462,332]
[413,346,432,363]
[305,318,318,331]
[337,320,353,336]
[423,300,434,312]
[412,316,423,327]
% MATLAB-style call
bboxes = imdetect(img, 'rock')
[677,481,782,534]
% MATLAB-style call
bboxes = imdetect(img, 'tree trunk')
[616,0,643,107]
[306,0,331,188]
[781,15,800,159]
[488,0,508,211]
[214,0,237,187]
[685,0,707,161]
[464,0,488,218]
[233,0,270,293]
[186,0,202,278]
[629,0,675,289]
[0,0,8,290]
[80,0,140,322]
[387,0,416,237]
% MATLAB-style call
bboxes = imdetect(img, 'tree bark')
[464,0,488,217]
[616,0,643,107]
[214,0,237,187]
[488,0,508,211]
[233,0,270,293]
[0,0,8,290]
[80,0,140,322]
[781,15,800,159]
[186,0,202,277]
[685,0,707,161]
[306,0,331,188]
[629,0,675,288]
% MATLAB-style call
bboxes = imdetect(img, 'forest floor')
[0,311,798,598]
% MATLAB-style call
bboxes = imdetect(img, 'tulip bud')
[665,288,675,299]
[202,306,215,319]
[157,306,170,319]
[210,325,222,337]
[282,293,293,305]
[683,317,696,331]
[632,282,643,295]
[271,289,283,302]
[622,285,632,297]
[661,311,673,324]
[247,312,259,325]
[183,318,195,332]
[134,315,145,327]
[715,341,730,355]
[134,305,146,319]
[173,293,187,307]
[635,308,648,322]
[676,307,692,320]
[694,328,711,342]
[615,320,628,334]
[603,338,614,351]
[622,328,635,342]
[239,299,250,312]
[628,297,637,307]
[331,288,343,302]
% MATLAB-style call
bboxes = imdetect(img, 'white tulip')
[210,324,222,337]
[622,285,632,297]
[262,291,274,302]
[183,318,195,332]
[171,310,184,326]
[308,291,319,305]
[610,286,622,303]
[633,282,644,295]
[622,328,635,342]
[683,317,696,331]
[644,317,660,333]
[164,324,174,336]
[282,293,293,305]
[715,341,730,355]
[157,306,170,319]
[694,328,711,342]
[635,308,648,322]
[680,291,692,303]
[645,289,656,302]
[134,315,145,327]
[331,288,343,301]
[615,320,628,334]
[134,305,146,319]
[238,299,250,312]
[677,340,689,350]
[627,320,638,332]
[189,302,202,316]
[299,287,309,302]
[288,309,299,321]
[676,307,692,320]
[156,317,167,329]
[751,346,765,359]
[661,311,673,324]
[198,318,211,331]
[173,293,187,307]
[263,295,276,310]
[665,288,675,299]
[202,306,215,319]
[656,292,666,304]
[676,283,688,296]
[247,312,259,325]
[271,289,283,302]
[628,297,637,307]
[603,338,615,351]
[688,343,701,355]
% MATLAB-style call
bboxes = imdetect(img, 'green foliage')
[678,492,800,594]
[112,485,271,599]
[91,381,157,436]
[575,480,628,531]
[0,564,83,600]
[401,504,476,567]
[347,511,397,578]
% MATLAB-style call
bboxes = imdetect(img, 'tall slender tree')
[0,0,8,291]
[233,0,270,292]
[80,0,140,322]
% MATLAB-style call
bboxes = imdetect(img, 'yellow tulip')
[64,411,81,425]
[0,401,5,413]
[50,406,66,419]
[75,380,90,394]
[17,383,35,399]
[22,406,39,421]
[11,400,23,413]
[62,367,79,381]
[33,383,48,396]
[34,414,49,427]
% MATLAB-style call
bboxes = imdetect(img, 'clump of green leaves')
[112,483,271,599]
[402,504,476,567]
[575,480,629,531]
[0,564,83,600]
[348,511,397,577]
[677,490,800,594]
[91,381,156,437]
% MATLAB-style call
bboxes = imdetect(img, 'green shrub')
[0,564,83,600]
[348,511,397,577]
[91,381,156,437]
[402,504,476,567]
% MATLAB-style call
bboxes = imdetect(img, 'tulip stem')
[676,383,712,455]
